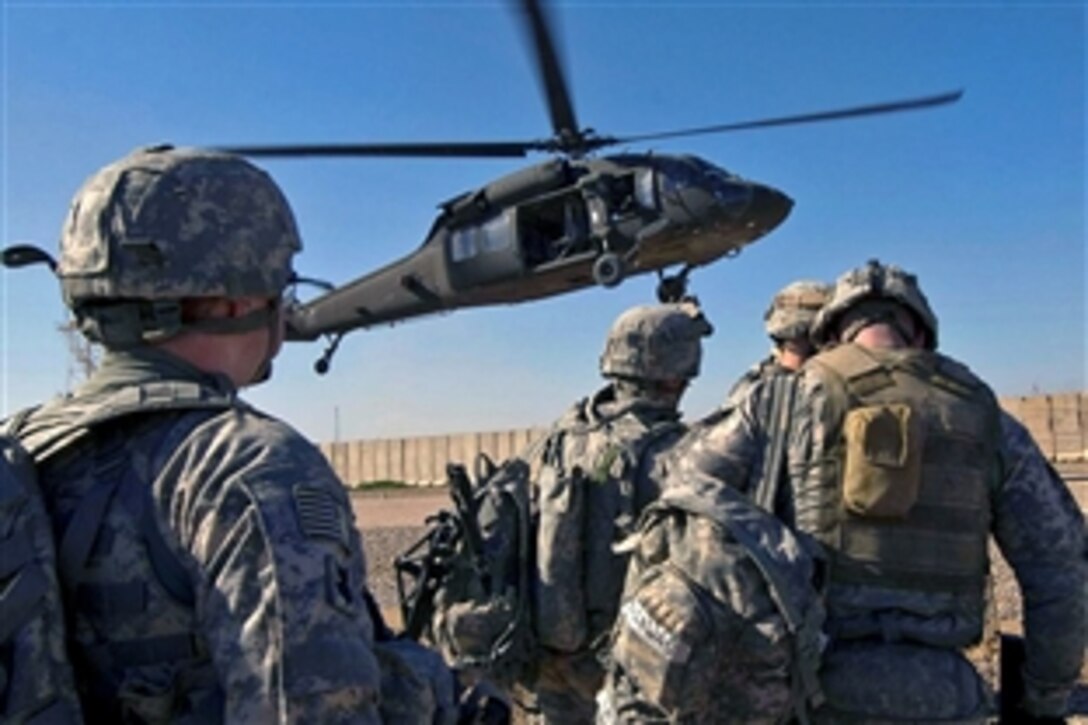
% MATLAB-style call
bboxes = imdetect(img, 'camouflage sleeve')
[155,411,383,723]
[723,363,761,407]
[785,369,843,539]
[991,411,1087,718]
[668,383,766,496]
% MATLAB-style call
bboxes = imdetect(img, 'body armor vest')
[802,344,999,635]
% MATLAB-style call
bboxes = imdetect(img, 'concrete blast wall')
[1000,392,1086,463]
[320,427,547,487]
[320,392,1087,487]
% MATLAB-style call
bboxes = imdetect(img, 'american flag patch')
[293,484,349,548]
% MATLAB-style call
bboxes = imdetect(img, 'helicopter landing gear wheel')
[593,252,625,288]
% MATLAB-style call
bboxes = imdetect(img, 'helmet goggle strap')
[74,295,282,362]
[838,300,916,346]
[765,291,827,320]
[182,301,277,336]
[185,296,283,385]
[74,300,184,349]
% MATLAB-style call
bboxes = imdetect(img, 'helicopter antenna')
[314,332,344,375]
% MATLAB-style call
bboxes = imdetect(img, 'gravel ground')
[357,500,1088,718]
[361,526,425,618]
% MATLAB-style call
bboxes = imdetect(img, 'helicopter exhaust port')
[593,252,625,288]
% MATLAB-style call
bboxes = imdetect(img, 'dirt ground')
[352,479,1088,718]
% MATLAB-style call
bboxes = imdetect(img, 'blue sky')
[2,1,1084,442]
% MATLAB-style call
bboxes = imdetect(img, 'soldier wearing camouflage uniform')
[671,280,829,521]
[787,259,1086,721]
[726,279,831,405]
[519,303,712,724]
[6,146,453,723]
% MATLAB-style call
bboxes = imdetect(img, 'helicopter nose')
[749,185,793,235]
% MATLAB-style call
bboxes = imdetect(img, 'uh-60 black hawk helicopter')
[223,0,961,374]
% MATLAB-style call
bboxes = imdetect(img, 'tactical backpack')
[397,455,535,686]
[600,477,826,724]
[0,434,83,723]
[0,382,236,724]
[397,401,682,688]
[532,409,683,657]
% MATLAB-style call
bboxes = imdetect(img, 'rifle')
[395,462,487,641]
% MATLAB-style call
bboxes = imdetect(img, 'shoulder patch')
[293,484,350,549]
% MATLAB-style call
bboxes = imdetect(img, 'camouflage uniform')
[8,146,452,723]
[786,260,1087,722]
[16,350,386,723]
[675,280,829,522]
[520,304,712,724]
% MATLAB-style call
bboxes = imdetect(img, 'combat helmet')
[763,280,831,342]
[600,302,714,382]
[811,259,938,349]
[58,145,301,347]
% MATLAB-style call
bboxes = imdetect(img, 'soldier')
[520,302,713,723]
[787,259,1086,721]
[4,146,454,723]
[671,280,830,521]
[726,278,831,404]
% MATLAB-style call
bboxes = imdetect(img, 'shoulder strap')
[20,381,236,463]
[34,382,236,611]
[76,380,236,430]
[812,344,896,399]
[0,406,38,439]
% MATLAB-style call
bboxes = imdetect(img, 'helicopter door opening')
[447,210,523,289]
[516,191,592,269]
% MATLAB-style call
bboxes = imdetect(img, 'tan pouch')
[842,404,924,518]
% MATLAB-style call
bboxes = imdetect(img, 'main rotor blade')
[606,90,964,148]
[219,141,542,159]
[517,0,580,142]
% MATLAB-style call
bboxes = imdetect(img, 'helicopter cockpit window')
[656,157,711,193]
[655,156,749,210]
[478,214,513,253]
[634,168,657,210]
[449,213,513,263]
[450,229,479,262]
